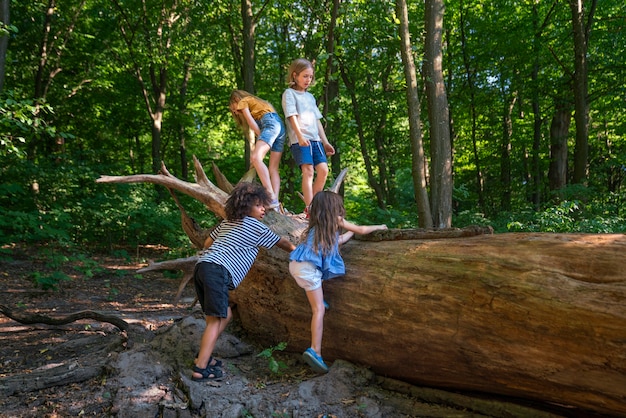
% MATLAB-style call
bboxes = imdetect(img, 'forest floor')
[0,244,581,417]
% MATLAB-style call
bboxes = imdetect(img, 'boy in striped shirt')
[192,182,295,382]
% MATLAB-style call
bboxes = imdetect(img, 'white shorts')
[289,260,323,291]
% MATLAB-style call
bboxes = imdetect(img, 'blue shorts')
[193,262,232,318]
[290,141,328,167]
[257,113,285,153]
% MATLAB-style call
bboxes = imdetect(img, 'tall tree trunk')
[396,0,432,228]
[321,0,342,190]
[424,0,452,228]
[0,0,9,93]
[374,68,391,208]
[150,67,167,175]
[548,100,571,192]
[241,0,256,169]
[500,89,516,212]
[570,0,596,184]
[241,0,255,93]
[528,1,558,207]
[531,93,542,210]
[178,61,191,180]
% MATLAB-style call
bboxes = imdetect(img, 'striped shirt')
[197,216,280,288]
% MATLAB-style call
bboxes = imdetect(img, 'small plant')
[73,253,105,278]
[32,270,70,290]
[257,342,288,375]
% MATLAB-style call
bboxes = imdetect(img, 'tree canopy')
[1,0,625,252]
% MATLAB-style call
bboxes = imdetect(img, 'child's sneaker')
[302,347,329,373]
[268,199,280,212]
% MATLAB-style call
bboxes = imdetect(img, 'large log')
[97,159,626,416]
[234,232,626,416]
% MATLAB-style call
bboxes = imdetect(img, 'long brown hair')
[229,90,253,130]
[304,191,345,255]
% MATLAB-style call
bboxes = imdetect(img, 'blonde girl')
[288,191,387,373]
[281,59,335,211]
[230,90,285,210]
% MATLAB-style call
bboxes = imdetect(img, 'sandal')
[194,352,223,368]
[191,364,223,382]
[209,356,223,368]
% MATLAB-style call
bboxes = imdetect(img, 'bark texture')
[233,232,626,416]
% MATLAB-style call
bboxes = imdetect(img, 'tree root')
[0,304,129,331]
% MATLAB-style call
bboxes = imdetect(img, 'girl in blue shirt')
[289,191,387,373]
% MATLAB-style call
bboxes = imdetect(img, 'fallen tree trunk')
[236,232,626,416]
[97,158,626,416]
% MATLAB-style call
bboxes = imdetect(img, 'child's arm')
[241,107,261,137]
[338,218,387,244]
[317,120,335,155]
[287,115,310,147]
[275,236,296,252]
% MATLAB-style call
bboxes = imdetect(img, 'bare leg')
[193,306,232,379]
[305,287,326,355]
[312,162,329,199]
[268,150,282,202]
[250,141,275,200]
[301,164,315,207]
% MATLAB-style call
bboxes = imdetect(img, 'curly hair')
[225,182,271,220]
[305,191,345,256]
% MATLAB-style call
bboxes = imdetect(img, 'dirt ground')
[0,244,579,417]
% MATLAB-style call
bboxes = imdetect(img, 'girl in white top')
[282,58,335,211]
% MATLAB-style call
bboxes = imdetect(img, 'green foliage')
[2,0,625,257]
[257,342,289,375]
[32,270,70,291]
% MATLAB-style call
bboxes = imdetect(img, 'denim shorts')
[289,260,323,291]
[193,262,232,317]
[290,141,328,167]
[258,113,285,153]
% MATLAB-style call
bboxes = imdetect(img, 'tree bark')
[570,0,596,184]
[396,0,432,228]
[548,100,571,191]
[233,232,626,417]
[0,0,9,93]
[424,0,452,228]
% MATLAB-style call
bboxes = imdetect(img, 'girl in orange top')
[230,90,286,210]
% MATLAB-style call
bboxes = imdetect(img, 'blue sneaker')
[323,300,330,310]
[303,347,329,373]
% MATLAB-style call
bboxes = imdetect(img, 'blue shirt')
[289,228,345,280]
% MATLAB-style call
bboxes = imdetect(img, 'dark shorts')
[290,141,328,167]
[193,262,232,318]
